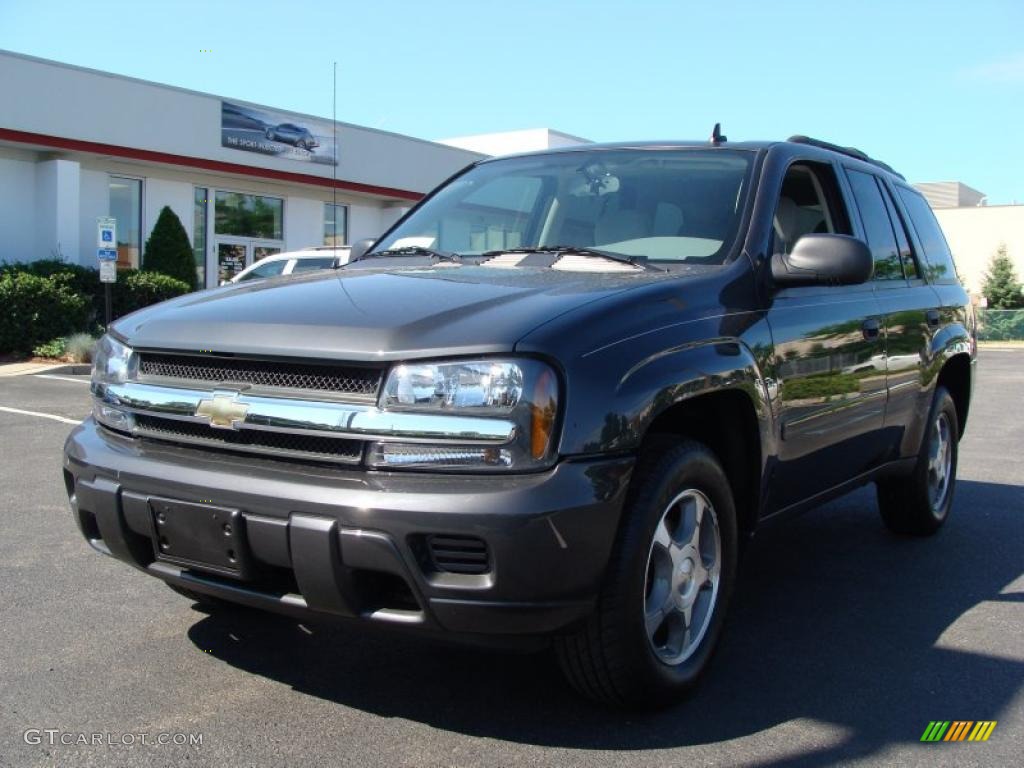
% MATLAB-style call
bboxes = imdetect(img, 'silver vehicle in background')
[228,246,350,284]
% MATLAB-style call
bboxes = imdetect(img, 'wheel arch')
[616,341,773,538]
[936,351,972,438]
[642,388,764,539]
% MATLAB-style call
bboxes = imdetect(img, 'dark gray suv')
[64,135,975,707]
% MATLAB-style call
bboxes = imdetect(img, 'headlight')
[91,335,138,386]
[91,335,138,433]
[369,358,559,472]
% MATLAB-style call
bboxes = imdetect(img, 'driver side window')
[772,163,850,256]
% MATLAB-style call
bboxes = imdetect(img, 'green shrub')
[113,271,191,316]
[65,332,99,363]
[143,206,197,290]
[1,259,191,326]
[32,337,68,359]
[0,272,91,355]
[0,261,190,355]
[1,259,103,324]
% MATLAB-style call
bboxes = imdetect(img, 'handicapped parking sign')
[96,216,117,250]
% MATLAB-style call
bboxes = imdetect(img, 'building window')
[193,187,208,287]
[109,177,142,269]
[324,203,348,246]
[214,191,283,240]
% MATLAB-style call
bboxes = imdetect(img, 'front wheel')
[556,437,738,708]
[877,385,959,535]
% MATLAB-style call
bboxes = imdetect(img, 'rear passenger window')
[896,188,958,283]
[880,186,919,280]
[846,170,903,281]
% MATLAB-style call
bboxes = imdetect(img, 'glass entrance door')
[212,238,283,285]
[215,238,249,284]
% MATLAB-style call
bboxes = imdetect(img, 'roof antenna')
[710,122,727,146]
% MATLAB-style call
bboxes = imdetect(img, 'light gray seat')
[594,202,652,245]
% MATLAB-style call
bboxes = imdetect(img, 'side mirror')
[349,238,377,262]
[772,234,873,288]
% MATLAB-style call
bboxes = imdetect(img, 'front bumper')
[63,418,632,638]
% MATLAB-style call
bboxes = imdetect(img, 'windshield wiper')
[480,246,663,272]
[363,245,462,264]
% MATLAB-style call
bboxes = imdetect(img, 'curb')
[42,364,92,375]
[0,362,91,377]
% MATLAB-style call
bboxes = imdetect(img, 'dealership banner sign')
[221,101,338,165]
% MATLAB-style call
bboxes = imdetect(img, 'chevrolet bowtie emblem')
[195,393,249,429]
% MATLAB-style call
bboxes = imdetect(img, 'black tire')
[555,437,738,708]
[877,385,959,536]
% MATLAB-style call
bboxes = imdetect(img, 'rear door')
[843,168,940,459]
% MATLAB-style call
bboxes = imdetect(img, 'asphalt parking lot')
[0,353,1021,768]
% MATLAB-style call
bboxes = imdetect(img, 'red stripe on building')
[0,127,424,202]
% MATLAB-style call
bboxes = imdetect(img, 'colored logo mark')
[920,721,997,742]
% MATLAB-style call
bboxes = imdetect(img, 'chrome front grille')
[138,353,382,397]
[133,415,364,464]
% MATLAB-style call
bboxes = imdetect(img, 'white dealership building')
[0,50,485,287]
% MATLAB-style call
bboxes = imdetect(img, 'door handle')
[926,309,940,328]
[862,318,881,341]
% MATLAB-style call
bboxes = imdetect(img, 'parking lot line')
[34,374,91,385]
[0,405,81,425]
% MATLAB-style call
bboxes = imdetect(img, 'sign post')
[97,217,118,328]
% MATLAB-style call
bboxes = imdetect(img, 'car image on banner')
[221,101,337,165]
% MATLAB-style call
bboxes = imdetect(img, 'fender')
[559,336,776,472]
[900,316,974,455]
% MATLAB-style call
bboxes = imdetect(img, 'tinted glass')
[109,177,142,269]
[847,170,902,280]
[290,257,335,273]
[324,203,348,246]
[240,259,287,281]
[215,192,284,239]
[896,188,958,283]
[375,149,754,264]
[880,185,919,279]
[217,242,247,283]
[193,188,208,286]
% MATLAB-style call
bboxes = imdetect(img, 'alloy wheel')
[643,488,721,665]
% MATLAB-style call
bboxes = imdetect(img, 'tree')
[142,206,197,291]
[980,244,1024,309]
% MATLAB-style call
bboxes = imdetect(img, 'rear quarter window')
[290,257,335,273]
[896,187,959,284]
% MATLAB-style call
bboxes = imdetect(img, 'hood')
[112,264,680,361]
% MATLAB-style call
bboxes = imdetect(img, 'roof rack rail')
[787,135,905,180]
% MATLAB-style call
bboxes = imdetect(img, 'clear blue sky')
[3,0,1022,202]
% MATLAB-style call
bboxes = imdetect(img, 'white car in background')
[228,246,351,284]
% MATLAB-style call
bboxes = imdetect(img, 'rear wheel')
[556,438,737,708]
[877,385,959,535]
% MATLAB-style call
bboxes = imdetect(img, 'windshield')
[373,149,753,264]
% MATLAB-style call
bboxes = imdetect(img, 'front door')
[765,160,888,513]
